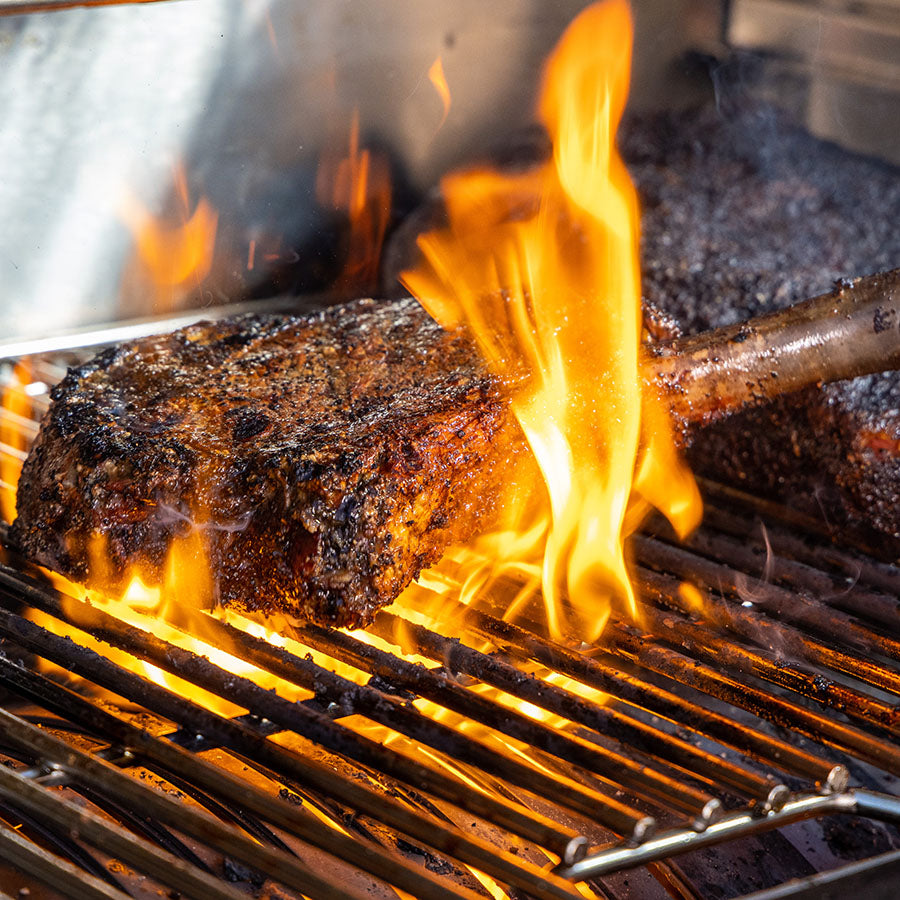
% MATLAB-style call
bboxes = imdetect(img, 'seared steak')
[11,298,525,627]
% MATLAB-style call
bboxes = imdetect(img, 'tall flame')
[402,0,700,641]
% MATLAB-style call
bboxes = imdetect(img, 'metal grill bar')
[220,612,719,823]
[605,620,900,776]
[0,742,251,900]
[0,822,131,900]
[634,538,900,696]
[635,582,900,731]
[363,613,771,806]
[0,657,497,900]
[0,703,492,900]
[0,596,586,900]
[450,605,845,789]
[697,495,900,599]
[674,522,900,632]
[633,535,900,672]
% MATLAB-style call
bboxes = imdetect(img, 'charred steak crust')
[11,298,524,627]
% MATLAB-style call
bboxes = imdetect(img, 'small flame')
[316,111,392,294]
[428,56,452,132]
[28,529,320,716]
[402,0,700,641]
[0,362,34,524]
[120,162,218,313]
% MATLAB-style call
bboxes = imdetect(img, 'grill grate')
[1,326,900,899]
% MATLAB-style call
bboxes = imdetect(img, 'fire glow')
[316,110,392,294]
[402,0,700,640]
[119,162,218,313]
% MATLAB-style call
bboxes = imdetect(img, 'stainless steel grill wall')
[0,0,716,343]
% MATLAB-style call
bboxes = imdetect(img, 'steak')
[10,298,525,628]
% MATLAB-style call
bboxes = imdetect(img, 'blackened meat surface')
[622,102,900,553]
[11,299,524,627]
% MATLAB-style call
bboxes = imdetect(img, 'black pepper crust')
[11,298,526,627]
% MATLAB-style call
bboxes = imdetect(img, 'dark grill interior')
[1,336,900,899]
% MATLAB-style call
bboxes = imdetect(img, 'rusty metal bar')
[0,751,250,900]
[671,516,900,632]
[605,621,900,776]
[0,652,524,900]
[637,571,900,733]
[0,567,591,857]
[197,610,718,824]
[369,611,774,807]
[633,534,900,695]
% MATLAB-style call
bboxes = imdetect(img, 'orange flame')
[402,0,700,641]
[316,111,392,294]
[120,163,218,313]
[0,362,34,524]
[428,56,452,132]
[28,529,322,716]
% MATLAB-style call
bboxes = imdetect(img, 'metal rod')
[697,478,900,573]
[685,505,900,630]
[605,621,900,777]
[0,652,534,900]
[632,535,900,695]
[204,610,712,824]
[0,566,585,853]
[739,848,900,900]
[636,575,900,733]
[0,822,131,900]
[0,757,249,900]
[455,605,841,787]
[0,560,653,843]
[185,608,655,836]
[556,790,900,881]
[0,703,492,900]
[370,611,772,808]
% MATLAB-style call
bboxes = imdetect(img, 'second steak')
[10,298,525,628]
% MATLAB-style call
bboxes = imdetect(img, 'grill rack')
[1,323,900,898]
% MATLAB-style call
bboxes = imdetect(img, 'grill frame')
[2,318,900,899]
